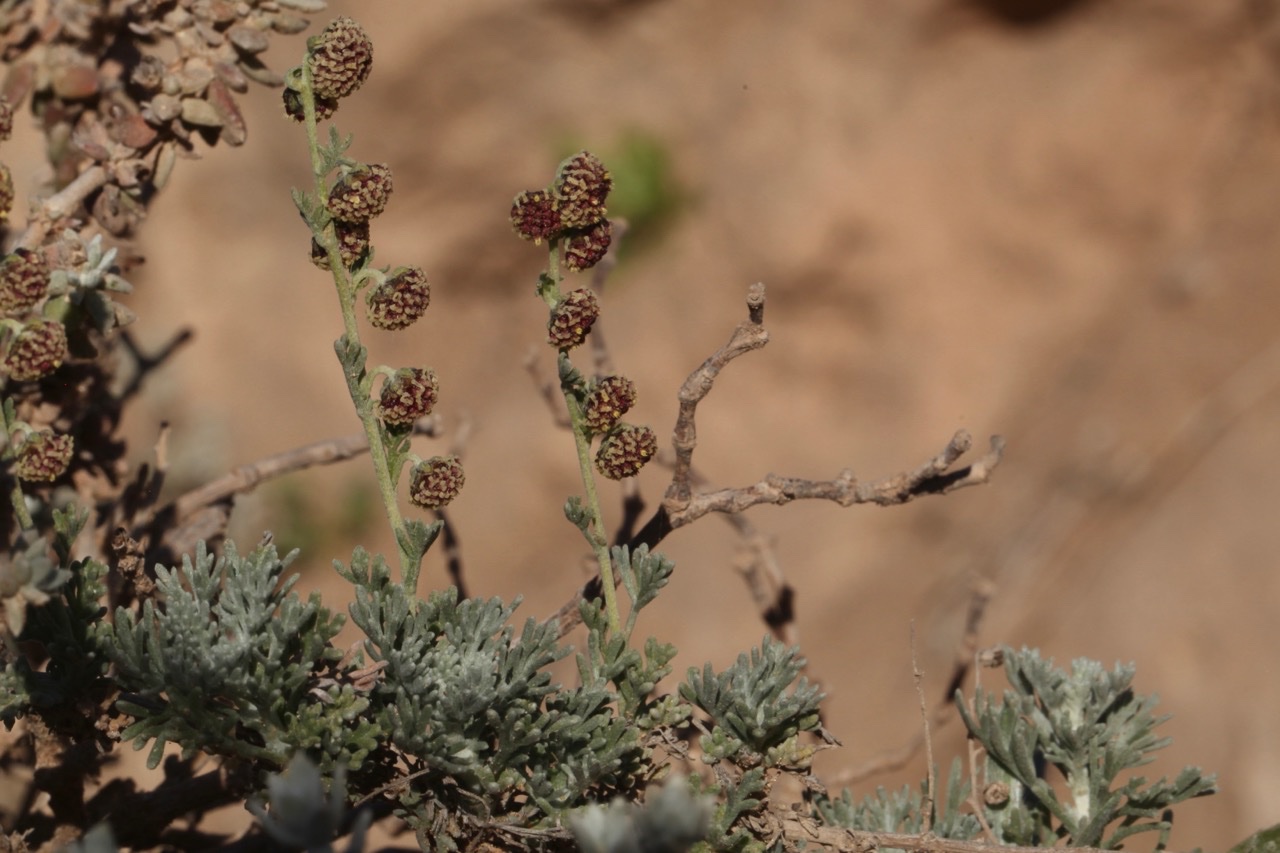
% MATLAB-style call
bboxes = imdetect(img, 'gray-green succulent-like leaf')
[680,637,823,764]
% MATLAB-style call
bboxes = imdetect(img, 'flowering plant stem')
[539,248,622,635]
[1,401,33,530]
[297,63,421,590]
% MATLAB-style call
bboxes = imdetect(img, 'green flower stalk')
[288,18,450,591]
[512,151,656,636]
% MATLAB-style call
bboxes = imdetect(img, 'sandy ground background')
[34,0,1280,848]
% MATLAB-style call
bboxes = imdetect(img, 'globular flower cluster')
[378,368,439,428]
[563,220,613,273]
[510,190,561,245]
[510,150,614,271]
[310,220,370,272]
[547,289,600,350]
[595,424,658,481]
[0,164,12,224]
[285,17,374,122]
[409,456,466,510]
[553,152,613,229]
[0,250,51,315]
[14,431,74,482]
[327,164,392,225]
[308,17,374,101]
[583,376,637,435]
[366,266,431,331]
[2,320,68,382]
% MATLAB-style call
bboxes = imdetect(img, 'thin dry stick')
[633,282,1003,547]
[731,521,797,646]
[964,645,1003,842]
[168,418,442,522]
[147,419,444,560]
[661,429,1005,530]
[664,281,769,512]
[966,715,997,843]
[830,580,993,787]
[911,622,937,834]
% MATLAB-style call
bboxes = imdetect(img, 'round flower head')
[0,163,12,223]
[378,367,439,428]
[510,189,563,245]
[583,375,636,435]
[547,288,599,350]
[366,266,430,330]
[409,456,465,510]
[307,16,373,100]
[327,163,392,224]
[595,424,657,480]
[310,220,369,271]
[3,320,68,381]
[283,86,338,123]
[552,151,611,230]
[563,218,612,272]
[15,431,74,482]
[0,249,51,314]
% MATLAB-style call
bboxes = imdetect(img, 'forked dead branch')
[552,281,1006,635]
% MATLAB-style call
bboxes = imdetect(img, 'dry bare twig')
[134,419,443,560]
[168,418,443,522]
[552,283,1004,636]
[633,283,1004,549]
[912,622,936,834]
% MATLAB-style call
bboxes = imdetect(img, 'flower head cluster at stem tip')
[510,150,614,271]
[283,17,373,122]
[512,152,658,484]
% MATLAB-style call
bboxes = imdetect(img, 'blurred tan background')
[104,0,1280,848]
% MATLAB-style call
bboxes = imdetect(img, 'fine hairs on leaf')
[680,636,824,765]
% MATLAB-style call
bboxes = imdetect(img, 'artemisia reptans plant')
[0,7,1229,852]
